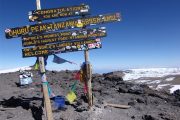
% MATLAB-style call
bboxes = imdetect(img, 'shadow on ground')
[0,96,43,120]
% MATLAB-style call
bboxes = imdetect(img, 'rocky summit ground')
[0,70,180,120]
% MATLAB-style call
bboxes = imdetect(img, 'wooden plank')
[23,39,100,51]
[22,39,102,57]
[0,107,16,110]
[22,27,106,47]
[29,4,90,22]
[5,13,121,39]
[105,103,131,109]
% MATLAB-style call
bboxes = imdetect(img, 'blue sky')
[0,0,180,72]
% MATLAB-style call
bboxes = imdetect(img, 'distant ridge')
[0,66,32,74]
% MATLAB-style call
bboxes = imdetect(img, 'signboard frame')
[22,27,106,47]
[22,38,102,57]
[5,13,121,39]
[29,4,90,22]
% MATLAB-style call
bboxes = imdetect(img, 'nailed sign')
[29,4,90,22]
[22,27,106,47]
[5,13,121,39]
[22,38,102,57]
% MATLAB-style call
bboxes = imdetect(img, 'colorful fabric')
[74,72,81,80]
[84,83,88,94]
[42,82,55,97]
[80,63,87,83]
[44,55,48,66]
[53,54,77,65]
[71,80,78,92]
[66,91,77,104]
[73,70,84,83]
[34,56,48,70]
[34,62,39,70]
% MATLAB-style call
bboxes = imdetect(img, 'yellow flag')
[66,91,77,104]
[34,62,39,70]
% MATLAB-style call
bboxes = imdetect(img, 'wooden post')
[81,13,93,108]
[36,0,53,120]
[84,50,93,108]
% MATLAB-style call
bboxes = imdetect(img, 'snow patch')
[147,80,161,84]
[123,68,180,80]
[156,84,170,89]
[165,77,175,81]
[135,80,151,83]
[170,85,180,93]
[149,86,153,88]
[0,66,31,74]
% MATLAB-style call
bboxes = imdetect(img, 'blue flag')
[53,55,77,65]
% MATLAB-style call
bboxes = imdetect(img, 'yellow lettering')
[59,12,68,17]
[43,15,51,18]
[30,26,39,32]
[52,14,58,17]
[53,22,65,29]
[9,27,29,37]
[24,52,32,57]
[41,50,48,55]
[39,25,47,32]
[60,31,71,36]
[104,15,117,22]
[65,20,75,28]
[57,8,65,13]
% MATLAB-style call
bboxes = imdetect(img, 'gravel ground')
[0,70,180,120]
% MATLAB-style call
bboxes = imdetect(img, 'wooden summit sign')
[29,4,90,22]
[22,27,106,47]
[22,38,102,57]
[5,13,121,39]
[5,1,122,116]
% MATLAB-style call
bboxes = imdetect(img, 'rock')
[137,98,145,103]
[6,112,15,119]
[103,71,124,81]
[142,115,158,120]
[173,89,180,101]
[92,73,103,78]
[128,101,136,106]
[118,87,128,93]
[128,85,145,94]
[51,70,57,74]
[131,116,135,119]
[158,113,175,120]
[172,101,180,107]
[75,106,87,112]
[104,75,123,81]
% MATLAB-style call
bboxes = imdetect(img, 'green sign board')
[22,38,102,57]
[22,27,106,47]
[29,4,90,22]
[5,13,121,39]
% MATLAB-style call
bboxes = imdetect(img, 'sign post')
[4,0,121,116]
[81,14,93,108]
[84,50,93,107]
[36,0,53,120]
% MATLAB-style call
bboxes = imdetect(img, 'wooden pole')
[81,13,93,108]
[84,50,93,108]
[36,0,53,120]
